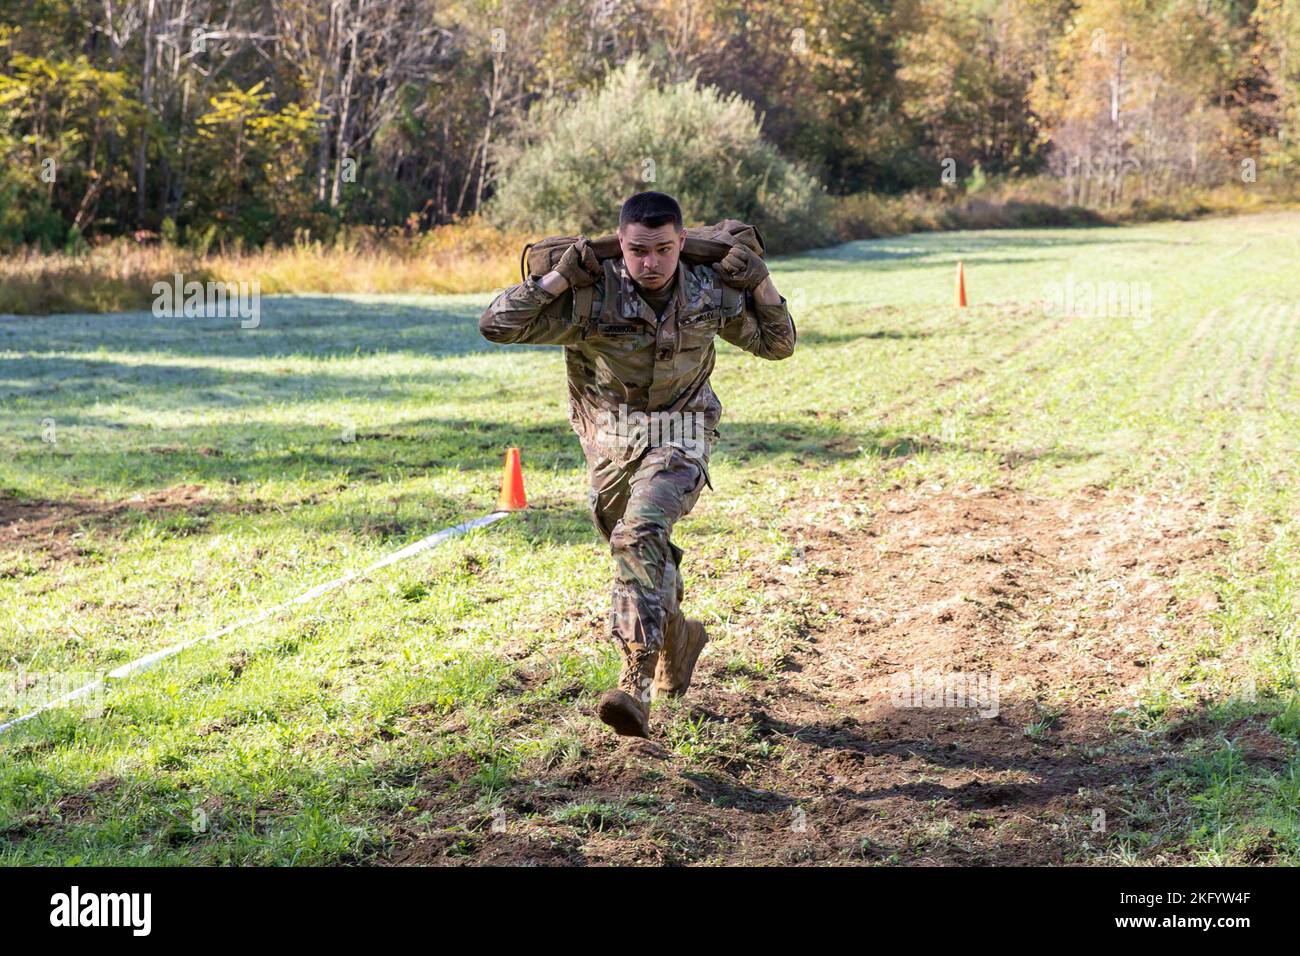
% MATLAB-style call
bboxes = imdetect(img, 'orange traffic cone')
[955,261,967,308]
[494,447,528,512]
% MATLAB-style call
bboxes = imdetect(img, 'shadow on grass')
[777,227,1170,275]
[8,409,1099,504]
[9,417,582,493]
[0,354,485,407]
[794,328,939,346]
[0,295,491,361]
[716,421,1098,471]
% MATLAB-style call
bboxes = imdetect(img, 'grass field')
[3,211,1299,865]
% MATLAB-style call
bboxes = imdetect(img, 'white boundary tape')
[0,510,513,736]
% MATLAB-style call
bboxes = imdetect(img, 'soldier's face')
[618,223,684,291]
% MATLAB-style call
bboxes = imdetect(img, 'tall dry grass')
[826,175,1300,241]
[0,217,527,315]
[4,180,1297,315]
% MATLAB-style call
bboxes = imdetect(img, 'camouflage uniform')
[479,254,796,712]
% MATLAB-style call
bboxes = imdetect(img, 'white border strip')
[0,510,513,736]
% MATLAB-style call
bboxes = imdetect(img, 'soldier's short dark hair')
[619,192,683,232]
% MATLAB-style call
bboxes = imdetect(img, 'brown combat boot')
[597,646,656,738]
[653,619,709,699]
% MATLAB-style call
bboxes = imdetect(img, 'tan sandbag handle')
[588,233,736,262]
[519,233,739,281]
[519,242,534,283]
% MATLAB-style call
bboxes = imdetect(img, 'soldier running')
[478,191,796,737]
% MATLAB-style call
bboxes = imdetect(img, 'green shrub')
[0,159,68,252]
[484,55,834,254]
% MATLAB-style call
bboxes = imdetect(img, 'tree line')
[1,0,1296,251]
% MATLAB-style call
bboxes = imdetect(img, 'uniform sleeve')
[718,286,797,360]
[478,274,586,346]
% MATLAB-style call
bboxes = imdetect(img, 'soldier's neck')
[636,277,676,322]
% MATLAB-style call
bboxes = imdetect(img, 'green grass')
[3,211,1300,863]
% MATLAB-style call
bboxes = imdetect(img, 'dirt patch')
[666,479,1239,864]
[53,776,122,823]
[782,480,1231,732]
[383,479,1269,866]
[0,483,260,570]
[2,775,124,838]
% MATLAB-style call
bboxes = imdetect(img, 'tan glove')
[716,244,769,291]
[554,237,602,289]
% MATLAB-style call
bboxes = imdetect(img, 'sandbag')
[520,218,765,282]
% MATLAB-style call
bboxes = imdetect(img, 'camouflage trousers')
[586,442,711,677]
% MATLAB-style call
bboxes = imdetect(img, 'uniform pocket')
[678,310,722,350]
[669,445,713,494]
[695,456,713,493]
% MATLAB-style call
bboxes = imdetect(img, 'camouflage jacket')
[478,255,796,481]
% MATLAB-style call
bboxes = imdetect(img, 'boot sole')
[597,691,650,738]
